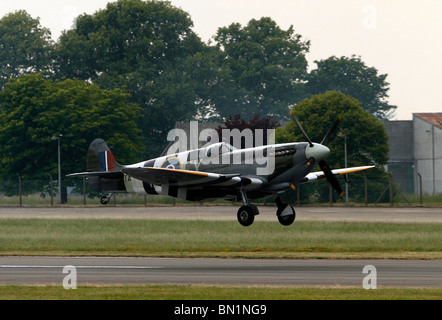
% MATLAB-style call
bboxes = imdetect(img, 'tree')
[0,10,54,89]
[306,55,396,119]
[276,90,389,202]
[212,17,310,120]
[54,0,206,158]
[215,114,280,148]
[0,74,142,181]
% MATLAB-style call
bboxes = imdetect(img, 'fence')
[0,173,441,207]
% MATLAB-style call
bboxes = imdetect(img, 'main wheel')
[237,205,255,226]
[276,204,296,226]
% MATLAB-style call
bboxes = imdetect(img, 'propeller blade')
[319,160,344,197]
[289,110,313,147]
[320,115,342,145]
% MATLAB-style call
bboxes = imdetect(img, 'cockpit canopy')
[205,142,237,157]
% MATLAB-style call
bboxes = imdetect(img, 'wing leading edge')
[301,165,375,183]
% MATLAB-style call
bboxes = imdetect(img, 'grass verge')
[0,218,440,259]
[0,284,441,300]
[1,219,440,300]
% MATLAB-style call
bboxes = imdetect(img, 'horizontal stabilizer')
[67,138,124,180]
[66,170,123,179]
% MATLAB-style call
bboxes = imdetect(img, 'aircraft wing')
[301,166,375,183]
[121,167,248,188]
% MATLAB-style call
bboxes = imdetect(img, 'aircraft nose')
[305,143,330,161]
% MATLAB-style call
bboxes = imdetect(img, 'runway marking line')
[0,265,162,269]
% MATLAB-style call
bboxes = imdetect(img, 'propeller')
[289,110,313,147]
[320,115,341,145]
[319,160,344,197]
[290,109,344,197]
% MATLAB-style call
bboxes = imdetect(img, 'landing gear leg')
[100,194,112,205]
[275,196,296,226]
[237,189,259,227]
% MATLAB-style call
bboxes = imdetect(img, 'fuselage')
[118,141,330,201]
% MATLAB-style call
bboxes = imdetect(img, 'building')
[413,113,442,195]
[384,113,442,195]
[383,119,415,194]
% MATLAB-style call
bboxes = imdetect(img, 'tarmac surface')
[1,205,441,223]
[0,206,441,287]
[0,256,440,287]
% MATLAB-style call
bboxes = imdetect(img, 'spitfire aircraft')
[67,114,374,226]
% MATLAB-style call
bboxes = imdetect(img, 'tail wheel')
[100,196,110,205]
[237,205,256,227]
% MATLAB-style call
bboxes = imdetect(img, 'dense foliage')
[0,0,393,195]
[0,74,142,179]
[277,91,389,202]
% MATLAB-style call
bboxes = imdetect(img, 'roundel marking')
[161,156,181,170]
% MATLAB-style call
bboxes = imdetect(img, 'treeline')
[0,0,394,182]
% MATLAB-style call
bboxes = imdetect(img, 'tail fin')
[66,138,124,197]
[87,139,122,172]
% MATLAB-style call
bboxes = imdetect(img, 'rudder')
[87,139,120,172]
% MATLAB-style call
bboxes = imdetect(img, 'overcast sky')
[1,0,441,120]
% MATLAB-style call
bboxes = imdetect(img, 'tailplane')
[66,138,123,178]
[66,138,125,194]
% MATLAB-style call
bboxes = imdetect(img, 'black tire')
[237,205,255,226]
[100,196,110,205]
[277,204,296,226]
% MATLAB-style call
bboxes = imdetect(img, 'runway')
[0,256,441,288]
[0,206,440,288]
[1,205,442,223]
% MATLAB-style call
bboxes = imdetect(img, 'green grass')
[0,219,440,300]
[0,284,441,300]
[0,219,440,259]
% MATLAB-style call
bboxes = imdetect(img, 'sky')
[1,0,441,120]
